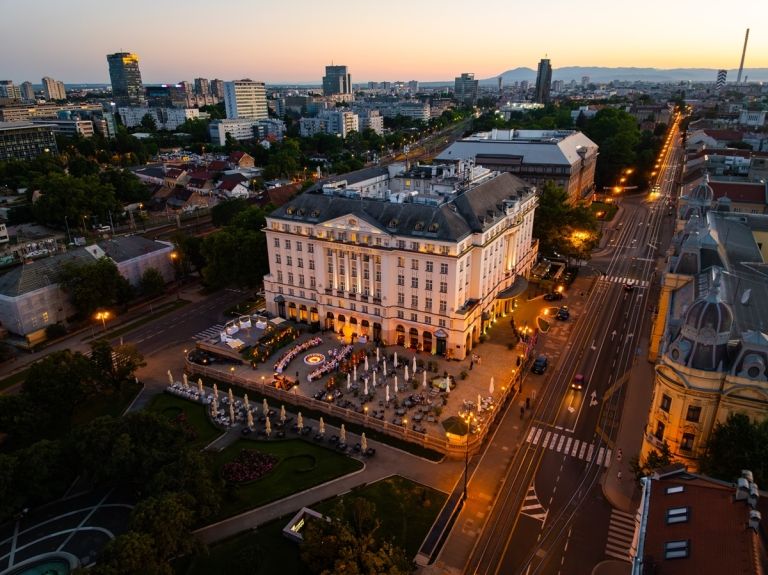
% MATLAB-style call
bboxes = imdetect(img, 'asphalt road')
[464,119,683,575]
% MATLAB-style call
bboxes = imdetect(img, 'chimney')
[749,509,761,531]
[748,483,759,509]
[736,477,749,501]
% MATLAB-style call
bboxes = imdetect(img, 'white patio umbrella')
[340,424,346,444]
[263,398,269,416]
[478,393,482,413]
[319,417,325,435]
[372,371,377,388]
[395,375,399,393]
[423,370,427,389]
[405,366,410,382]
[489,377,495,395]
[167,370,174,385]
[265,418,272,437]
[347,373,351,391]
[412,356,417,373]
[364,378,369,395]
[385,384,390,403]
[383,358,387,375]
[361,433,368,453]
[376,347,380,363]
[280,405,286,422]
[247,409,254,429]
[228,388,234,406]
[182,373,189,388]
[212,395,218,414]
[364,356,369,371]
[213,383,219,400]
[394,352,398,368]
[244,394,250,411]
[197,378,204,394]
[353,364,357,381]
[445,377,451,394]
[229,402,235,425]
[298,412,304,429]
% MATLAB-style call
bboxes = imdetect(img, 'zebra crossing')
[602,276,649,288]
[520,483,548,522]
[605,508,636,562]
[525,426,612,467]
[193,324,224,341]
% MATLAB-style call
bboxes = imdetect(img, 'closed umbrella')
[347,372,351,391]
[395,375,399,394]
[353,364,357,382]
[445,377,451,394]
[213,383,219,400]
[340,424,346,444]
[383,358,387,374]
[319,417,325,435]
[372,371,377,388]
[489,377,495,395]
[228,388,234,406]
[280,405,286,423]
[247,409,254,429]
[385,384,390,403]
[376,347,380,363]
[244,394,250,411]
[405,366,409,382]
[364,356,369,371]
[298,412,304,429]
[361,433,368,453]
[412,356,417,373]
[197,378,204,395]
[478,393,482,413]
[263,398,269,416]
[364,378,369,395]
[423,370,427,389]
[211,396,218,416]
[229,402,235,425]
[394,352,398,368]
[182,373,189,389]
[167,370,174,385]
[265,418,272,437]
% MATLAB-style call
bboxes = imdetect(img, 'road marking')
[527,428,536,443]
[586,444,595,462]
[564,437,572,455]
[556,435,566,452]
[579,442,587,460]
[542,431,552,449]
[604,508,637,562]
[596,447,606,466]
[520,483,548,523]
[525,427,611,467]
[533,428,543,445]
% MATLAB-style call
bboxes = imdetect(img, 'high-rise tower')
[534,58,552,104]
[223,80,267,119]
[107,52,146,107]
[736,28,749,84]
[715,69,727,91]
[322,65,351,96]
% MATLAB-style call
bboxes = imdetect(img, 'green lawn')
[146,393,222,447]
[72,380,143,425]
[178,476,446,575]
[212,439,363,520]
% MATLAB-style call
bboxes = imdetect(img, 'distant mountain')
[482,66,768,84]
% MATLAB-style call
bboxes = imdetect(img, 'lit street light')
[95,310,111,331]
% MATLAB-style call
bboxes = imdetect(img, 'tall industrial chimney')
[737,28,749,84]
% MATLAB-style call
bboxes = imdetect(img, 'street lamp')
[170,251,180,300]
[95,310,110,331]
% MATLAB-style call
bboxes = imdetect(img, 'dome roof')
[690,174,714,203]
[682,294,733,337]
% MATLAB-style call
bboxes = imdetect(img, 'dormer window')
[428,223,439,232]
[414,222,424,231]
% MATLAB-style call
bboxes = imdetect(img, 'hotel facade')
[263,163,538,359]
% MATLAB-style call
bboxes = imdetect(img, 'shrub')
[460,370,468,380]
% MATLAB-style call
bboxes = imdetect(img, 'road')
[463,115,683,575]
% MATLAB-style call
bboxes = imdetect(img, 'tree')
[630,441,673,480]
[138,267,166,299]
[139,113,158,132]
[129,493,197,561]
[0,454,22,523]
[58,257,133,318]
[90,339,145,389]
[211,198,249,227]
[30,172,121,228]
[14,439,76,506]
[700,413,768,485]
[582,108,641,189]
[88,532,172,575]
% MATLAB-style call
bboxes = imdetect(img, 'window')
[284,239,291,249]
[655,421,665,441]
[286,256,292,266]
[398,240,405,249]
[425,279,433,291]
[275,254,281,264]
[327,261,333,274]
[426,261,433,273]
[350,303,356,311]
[298,275,305,286]
[425,297,432,310]
[666,507,689,524]
[440,263,448,274]
[397,274,405,286]
[424,316,432,324]
[410,313,418,321]
[680,433,695,451]
[664,540,689,559]
[411,277,419,288]
[397,257,405,268]
[287,272,294,284]
[410,242,419,251]
[296,241,302,252]
[440,282,448,293]
[660,394,672,413]
[277,271,283,282]
[297,258,303,268]
[665,485,685,495]
[308,243,314,253]
[397,310,404,319]
[439,319,446,327]
[411,295,418,308]
[439,300,447,313]
[310,277,316,288]
[273,237,280,247]
[685,405,701,423]
[398,293,405,305]
[363,268,369,280]
[411,259,419,270]
[375,271,381,282]
[309,260,315,270]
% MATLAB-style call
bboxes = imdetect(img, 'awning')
[274,294,285,303]
[434,329,448,338]
[496,276,528,300]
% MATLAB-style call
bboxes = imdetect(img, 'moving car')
[555,306,570,321]
[571,374,585,391]
[531,355,548,374]
[543,292,564,301]
[623,283,634,292]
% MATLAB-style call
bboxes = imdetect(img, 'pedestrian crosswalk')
[525,426,612,467]
[520,483,548,522]
[602,276,649,288]
[605,508,636,562]
[193,324,224,341]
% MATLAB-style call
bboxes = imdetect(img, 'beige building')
[263,164,538,359]
[644,178,768,469]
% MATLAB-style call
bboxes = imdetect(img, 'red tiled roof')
[187,170,213,180]
[207,160,228,171]
[702,129,744,142]
[229,151,246,161]
[217,179,245,191]
[165,168,184,178]
[710,181,767,204]
[266,184,300,206]
[642,476,767,574]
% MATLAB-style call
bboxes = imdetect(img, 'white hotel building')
[263,163,538,359]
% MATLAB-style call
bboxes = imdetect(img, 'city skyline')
[1,0,766,84]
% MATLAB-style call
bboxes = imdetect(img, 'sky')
[2,0,767,84]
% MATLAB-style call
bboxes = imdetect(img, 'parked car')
[531,355,548,374]
[571,374,585,390]
[544,292,564,301]
[555,306,570,321]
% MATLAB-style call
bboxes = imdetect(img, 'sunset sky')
[2,0,766,84]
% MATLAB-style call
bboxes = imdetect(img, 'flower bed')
[222,449,279,484]
[274,337,323,373]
